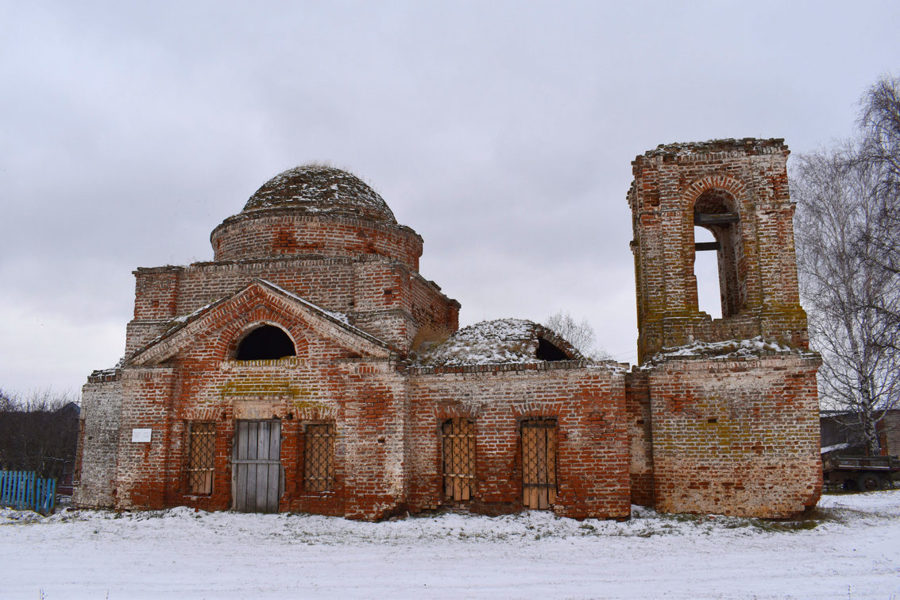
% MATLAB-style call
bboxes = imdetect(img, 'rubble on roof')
[415,318,582,367]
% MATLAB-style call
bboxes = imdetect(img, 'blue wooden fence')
[0,471,56,515]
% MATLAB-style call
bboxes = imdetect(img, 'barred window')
[187,422,215,495]
[442,418,475,501]
[304,424,335,492]
[521,419,557,509]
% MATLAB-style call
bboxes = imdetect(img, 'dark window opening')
[536,337,569,361]
[693,189,744,318]
[235,325,296,360]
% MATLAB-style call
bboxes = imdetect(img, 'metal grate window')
[304,424,335,492]
[521,419,557,509]
[187,422,215,495]
[442,418,475,501]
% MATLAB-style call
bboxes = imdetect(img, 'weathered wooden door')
[521,419,557,509]
[442,418,475,501]
[233,420,282,513]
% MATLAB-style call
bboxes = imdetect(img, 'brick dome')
[243,165,397,224]
[210,164,422,268]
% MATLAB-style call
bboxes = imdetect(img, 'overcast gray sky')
[1,0,897,398]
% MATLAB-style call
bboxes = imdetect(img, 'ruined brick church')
[74,138,822,520]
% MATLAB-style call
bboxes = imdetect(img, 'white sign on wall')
[131,428,152,443]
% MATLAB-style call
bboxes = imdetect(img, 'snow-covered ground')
[2,491,899,600]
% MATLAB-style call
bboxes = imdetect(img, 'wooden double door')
[232,420,282,513]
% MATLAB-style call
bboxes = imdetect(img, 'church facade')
[74,139,822,520]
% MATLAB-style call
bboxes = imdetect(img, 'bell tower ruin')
[626,139,822,518]
[628,138,809,363]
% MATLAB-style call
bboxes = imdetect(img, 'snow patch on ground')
[2,491,899,599]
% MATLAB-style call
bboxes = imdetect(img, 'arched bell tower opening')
[693,225,721,318]
[692,188,744,319]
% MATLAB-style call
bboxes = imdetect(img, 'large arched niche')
[233,323,297,360]
[691,187,746,318]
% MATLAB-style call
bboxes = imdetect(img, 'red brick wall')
[73,375,123,508]
[132,267,179,320]
[210,210,423,270]
[406,363,631,520]
[115,367,177,508]
[113,277,629,521]
[109,355,634,520]
[645,354,822,518]
[127,258,458,356]
[115,291,411,520]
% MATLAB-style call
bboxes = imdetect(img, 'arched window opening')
[235,325,296,360]
[694,226,722,319]
[536,337,569,361]
[693,189,743,318]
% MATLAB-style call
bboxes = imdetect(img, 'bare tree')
[859,76,900,186]
[0,389,80,479]
[857,76,900,342]
[544,311,612,360]
[792,75,900,455]
[0,389,14,412]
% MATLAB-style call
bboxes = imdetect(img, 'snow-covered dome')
[417,318,582,367]
[243,165,397,224]
[210,164,422,266]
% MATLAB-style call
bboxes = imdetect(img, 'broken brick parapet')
[87,368,121,384]
[636,138,787,162]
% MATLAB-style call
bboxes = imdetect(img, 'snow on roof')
[415,318,581,367]
[640,138,786,159]
[821,443,851,454]
[647,336,804,364]
[242,164,396,223]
